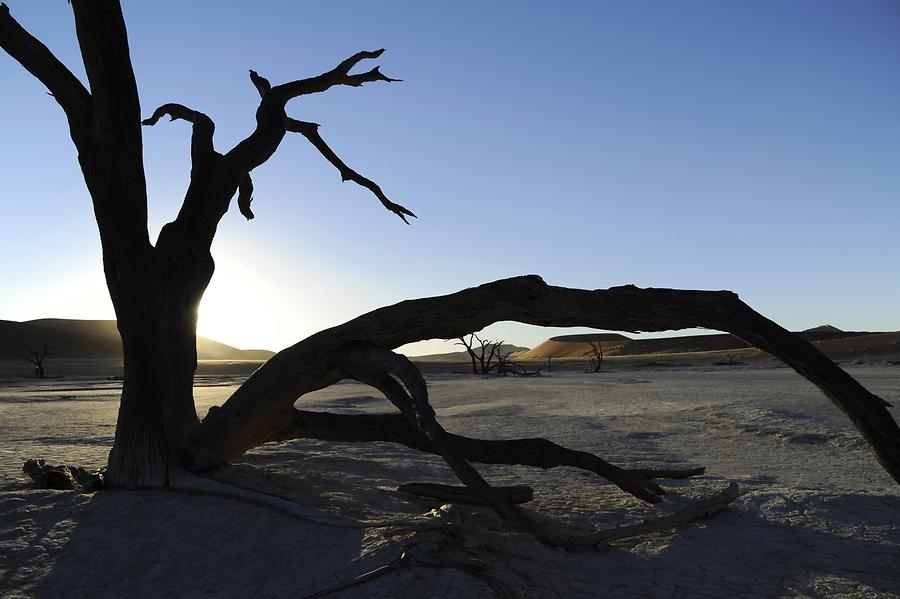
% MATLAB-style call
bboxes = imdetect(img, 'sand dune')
[513,329,900,363]
[0,319,274,361]
[413,343,531,363]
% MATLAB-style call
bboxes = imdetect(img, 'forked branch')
[285,118,415,223]
[226,50,399,174]
[273,48,400,101]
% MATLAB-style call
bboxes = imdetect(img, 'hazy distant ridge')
[411,326,898,362]
[0,319,274,361]
[515,326,898,361]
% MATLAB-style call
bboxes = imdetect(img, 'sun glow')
[196,259,291,352]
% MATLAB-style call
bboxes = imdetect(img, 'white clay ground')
[1,365,899,598]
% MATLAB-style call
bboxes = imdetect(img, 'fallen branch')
[276,410,672,503]
[587,482,741,546]
[397,482,535,506]
[188,276,900,490]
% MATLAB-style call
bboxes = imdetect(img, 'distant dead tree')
[456,333,503,374]
[23,342,49,379]
[584,340,603,373]
[494,345,514,376]
[2,2,899,550]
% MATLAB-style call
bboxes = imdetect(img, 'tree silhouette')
[2,2,898,546]
[584,340,603,373]
[456,334,504,374]
[23,342,49,379]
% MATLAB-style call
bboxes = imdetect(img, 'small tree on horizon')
[456,333,504,375]
[585,340,603,373]
[23,342,50,379]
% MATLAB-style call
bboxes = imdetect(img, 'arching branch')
[142,103,216,163]
[0,3,92,141]
[188,276,900,490]
[285,118,415,223]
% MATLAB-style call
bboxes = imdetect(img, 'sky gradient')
[1,1,899,355]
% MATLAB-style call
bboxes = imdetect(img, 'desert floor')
[1,364,899,598]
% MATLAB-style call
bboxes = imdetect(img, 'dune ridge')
[0,319,274,361]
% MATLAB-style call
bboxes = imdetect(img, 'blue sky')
[1,1,898,354]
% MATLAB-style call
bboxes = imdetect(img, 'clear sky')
[1,1,899,355]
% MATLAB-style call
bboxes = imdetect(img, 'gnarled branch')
[188,276,900,490]
[142,103,216,163]
[0,3,92,141]
[276,409,688,503]
[285,118,416,223]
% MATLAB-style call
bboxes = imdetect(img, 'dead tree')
[455,333,503,374]
[494,345,514,376]
[585,340,603,372]
[1,2,413,489]
[23,342,49,379]
[3,3,900,546]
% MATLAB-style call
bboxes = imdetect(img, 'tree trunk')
[104,250,209,488]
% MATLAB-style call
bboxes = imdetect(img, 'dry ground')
[1,364,899,597]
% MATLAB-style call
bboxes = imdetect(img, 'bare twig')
[285,118,415,223]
